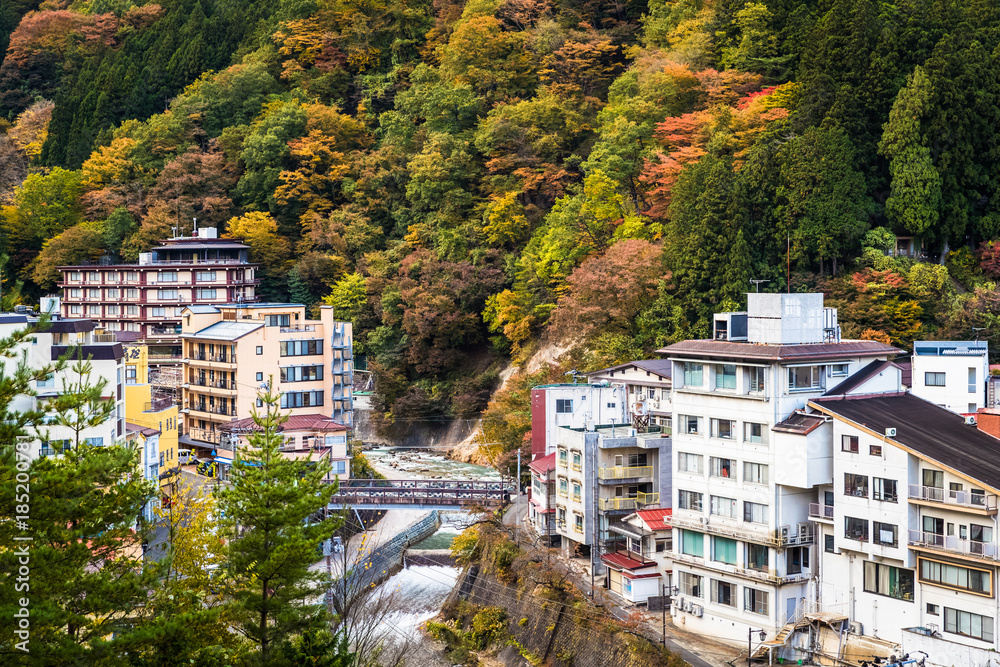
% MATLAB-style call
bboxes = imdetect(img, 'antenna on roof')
[973,327,988,343]
[750,279,770,293]
[564,369,582,385]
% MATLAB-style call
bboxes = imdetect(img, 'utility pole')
[516,448,521,539]
[661,582,666,646]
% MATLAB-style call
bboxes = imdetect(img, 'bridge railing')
[328,485,507,507]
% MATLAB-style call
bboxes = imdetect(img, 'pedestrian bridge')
[327,478,510,510]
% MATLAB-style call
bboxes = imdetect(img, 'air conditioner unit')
[675,597,685,610]
[651,400,660,409]
[885,427,897,437]
[692,605,703,617]
[700,516,710,526]
[683,600,693,613]
[849,621,863,635]
[965,415,977,426]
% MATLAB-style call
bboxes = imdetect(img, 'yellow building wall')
[124,344,149,385]
[125,383,179,488]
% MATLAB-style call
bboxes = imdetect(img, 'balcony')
[149,326,181,336]
[669,552,811,586]
[186,403,237,417]
[808,503,835,522]
[598,465,654,482]
[180,426,228,446]
[188,353,234,364]
[637,491,659,506]
[908,484,998,514]
[671,514,814,547]
[599,494,660,512]
[280,325,316,333]
[907,530,1000,562]
[188,378,236,391]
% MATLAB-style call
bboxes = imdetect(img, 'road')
[502,493,730,667]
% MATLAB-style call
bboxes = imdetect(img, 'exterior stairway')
[751,618,809,660]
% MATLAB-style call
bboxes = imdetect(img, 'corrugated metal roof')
[221,413,348,433]
[772,412,827,435]
[812,394,1000,491]
[528,452,556,475]
[635,507,672,531]
[657,339,902,362]
[587,358,673,379]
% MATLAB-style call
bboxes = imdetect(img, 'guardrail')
[908,484,998,512]
[908,530,1000,561]
[598,465,654,480]
[808,503,834,520]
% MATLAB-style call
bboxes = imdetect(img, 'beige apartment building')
[178,303,353,460]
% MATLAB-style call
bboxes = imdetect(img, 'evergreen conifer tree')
[217,384,342,665]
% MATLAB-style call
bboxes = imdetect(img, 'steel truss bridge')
[326,478,510,510]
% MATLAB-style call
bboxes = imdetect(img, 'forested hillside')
[3,0,1000,438]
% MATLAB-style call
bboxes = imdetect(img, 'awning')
[610,522,651,539]
[215,456,233,465]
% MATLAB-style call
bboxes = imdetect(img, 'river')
[356,447,499,660]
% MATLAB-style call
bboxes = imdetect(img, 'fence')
[326,510,440,610]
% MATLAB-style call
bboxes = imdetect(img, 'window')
[157,289,178,300]
[678,490,703,511]
[124,271,138,282]
[195,271,216,282]
[571,482,581,501]
[869,443,882,456]
[280,365,324,382]
[68,288,82,298]
[824,535,835,553]
[920,558,992,595]
[655,538,670,553]
[873,478,897,502]
[280,340,322,356]
[744,587,769,615]
[830,364,849,376]
[331,460,347,475]
[558,449,568,467]
[558,478,568,496]
[149,307,166,317]
[969,367,977,393]
[788,366,821,390]
[571,451,581,471]
[555,399,573,413]
[606,402,616,409]
[69,271,81,281]
[744,422,766,445]
[88,288,100,298]
[711,419,735,439]
[712,537,737,564]
[678,453,703,474]
[748,366,765,392]
[922,469,944,500]
[196,288,217,299]
[256,346,263,355]
[683,362,703,387]
[845,473,868,498]
[280,391,324,408]
[715,364,736,390]
[84,437,104,447]
[126,288,138,299]
[679,571,702,598]
[864,562,914,600]
[945,608,994,643]
[744,462,768,485]
[126,305,138,315]
[927,604,939,616]
[787,546,808,575]
[88,305,101,315]
[841,435,859,453]
[845,516,868,541]
[266,314,291,327]
[87,271,100,281]
[106,288,119,299]
[710,495,737,519]
[69,304,81,314]
[106,305,119,315]
[925,372,946,387]
[710,457,735,479]
[256,372,263,382]
[971,524,993,545]
[158,271,178,283]
[711,580,736,607]
[743,502,768,524]
[746,543,768,571]
[680,415,701,435]
[873,522,898,547]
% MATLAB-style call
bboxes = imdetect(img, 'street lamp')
[748,628,767,666]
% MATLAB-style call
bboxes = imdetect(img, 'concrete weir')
[403,548,456,568]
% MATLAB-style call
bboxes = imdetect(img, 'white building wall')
[911,345,989,414]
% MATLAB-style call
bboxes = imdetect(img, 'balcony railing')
[670,552,812,586]
[599,493,660,512]
[188,404,237,417]
[808,503,835,521]
[280,325,316,333]
[181,426,228,446]
[189,378,236,390]
[598,465,654,481]
[908,484,998,512]
[908,530,1000,561]
[637,491,659,506]
[671,514,815,547]
[189,353,233,363]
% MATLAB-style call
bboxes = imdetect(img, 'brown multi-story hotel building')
[57,227,259,385]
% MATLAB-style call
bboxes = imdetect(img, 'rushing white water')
[365,447,501,481]
[378,565,461,638]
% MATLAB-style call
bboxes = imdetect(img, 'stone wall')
[448,566,669,667]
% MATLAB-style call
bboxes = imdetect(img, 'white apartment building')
[660,293,900,644]
[909,341,989,415]
[810,393,1000,667]
[0,313,126,460]
[528,452,557,543]
[585,359,673,432]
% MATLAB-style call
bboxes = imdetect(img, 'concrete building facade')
[910,340,989,415]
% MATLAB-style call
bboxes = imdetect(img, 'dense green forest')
[3,0,1000,436]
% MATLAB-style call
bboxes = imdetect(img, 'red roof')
[636,508,672,531]
[528,452,556,475]
[601,552,656,571]
[221,413,349,433]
